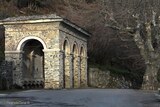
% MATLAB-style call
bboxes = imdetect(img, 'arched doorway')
[22,39,44,88]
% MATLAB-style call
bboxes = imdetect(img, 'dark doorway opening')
[22,39,44,89]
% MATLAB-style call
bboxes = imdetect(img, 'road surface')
[0,89,159,107]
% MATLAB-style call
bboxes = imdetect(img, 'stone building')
[0,14,90,89]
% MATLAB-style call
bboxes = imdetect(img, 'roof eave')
[0,17,91,37]
[0,18,63,25]
[62,19,91,37]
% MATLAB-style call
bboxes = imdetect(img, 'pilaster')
[80,56,88,87]
[43,49,60,89]
[64,53,70,88]
[69,54,73,88]
[59,51,64,88]
[77,56,81,88]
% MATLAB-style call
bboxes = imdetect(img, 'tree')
[99,0,160,90]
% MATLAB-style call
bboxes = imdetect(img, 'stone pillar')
[43,49,60,89]
[85,57,88,87]
[80,56,88,87]
[31,52,35,78]
[73,55,80,88]
[64,53,70,88]
[69,54,73,88]
[59,51,64,88]
[77,56,81,88]
[5,51,23,87]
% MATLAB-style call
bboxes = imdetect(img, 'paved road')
[0,89,159,107]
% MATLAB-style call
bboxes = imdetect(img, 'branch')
[152,10,156,26]
[104,10,123,30]
[145,22,155,52]
[105,24,121,30]
[105,11,136,35]
[134,28,147,60]
[133,18,148,61]
[105,23,135,36]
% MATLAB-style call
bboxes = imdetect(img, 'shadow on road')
[140,99,160,107]
[0,96,85,107]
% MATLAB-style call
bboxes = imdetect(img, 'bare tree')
[98,0,160,90]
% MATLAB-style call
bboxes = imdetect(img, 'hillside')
[0,0,146,88]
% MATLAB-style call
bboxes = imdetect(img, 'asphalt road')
[0,89,159,107]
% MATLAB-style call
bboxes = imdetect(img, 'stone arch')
[63,39,70,53]
[17,36,47,51]
[61,37,71,53]
[62,39,71,88]
[80,45,86,57]
[72,42,79,56]
[21,39,45,89]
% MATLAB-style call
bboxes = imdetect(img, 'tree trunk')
[142,64,159,90]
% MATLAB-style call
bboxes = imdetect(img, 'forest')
[1,0,160,89]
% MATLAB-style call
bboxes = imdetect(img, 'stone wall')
[0,61,13,89]
[89,68,132,89]
[5,52,23,86]
[4,22,60,51]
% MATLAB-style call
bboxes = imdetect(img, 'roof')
[0,14,91,37]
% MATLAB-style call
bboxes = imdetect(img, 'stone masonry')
[0,14,90,89]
